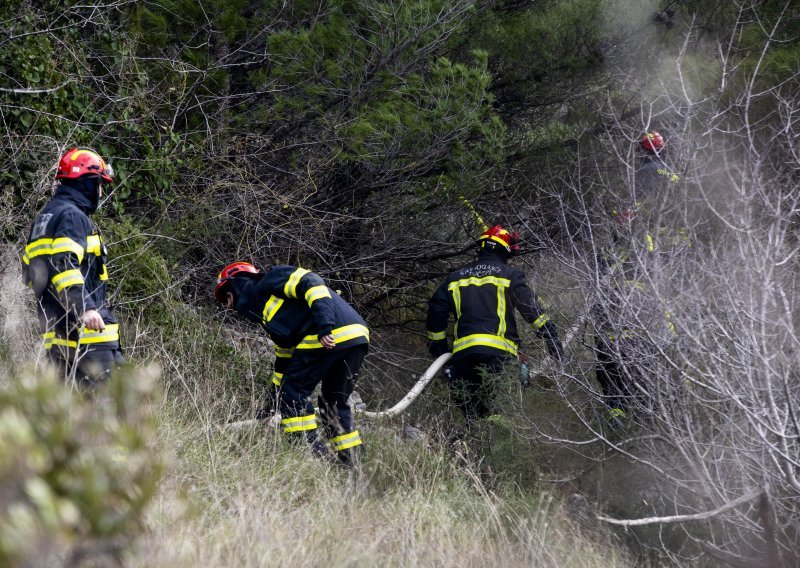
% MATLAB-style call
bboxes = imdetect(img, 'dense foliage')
[2,1,799,565]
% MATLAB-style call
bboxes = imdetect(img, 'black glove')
[541,321,564,363]
[428,339,450,358]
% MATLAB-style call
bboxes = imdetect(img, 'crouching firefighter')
[426,226,563,426]
[22,148,124,387]
[215,261,369,465]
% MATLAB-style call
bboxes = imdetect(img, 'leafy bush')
[0,366,165,567]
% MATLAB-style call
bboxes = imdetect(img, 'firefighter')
[426,226,563,425]
[634,131,681,207]
[22,148,124,387]
[215,261,369,465]
[594,131,682,426]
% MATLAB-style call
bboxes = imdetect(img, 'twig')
[596,487,765,526]
[0,81,71,94]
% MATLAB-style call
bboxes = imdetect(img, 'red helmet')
[479,225,519,254]
[215,261,261,303]
[56,148,114,183]
[640,131,664,153]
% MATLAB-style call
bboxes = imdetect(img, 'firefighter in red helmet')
[593,131,683,427]
[22,147,123,386]
[635,131,680,203]
[426,225,563,425]
[215,261,369,465]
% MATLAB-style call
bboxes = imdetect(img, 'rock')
[403,425,429,446]
[349,391,367,412]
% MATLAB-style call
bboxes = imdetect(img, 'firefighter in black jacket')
[635,131,680,205]
[426,226,563,424]
[215,261,369,464]
[22,148,123,386]
[594,131,681,424]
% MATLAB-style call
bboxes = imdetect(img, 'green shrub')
[0,366,165,567]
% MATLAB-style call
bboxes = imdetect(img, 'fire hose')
[219,315,584,432]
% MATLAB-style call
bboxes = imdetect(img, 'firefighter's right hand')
[82,309,105,331]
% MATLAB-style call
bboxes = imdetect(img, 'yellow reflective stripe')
[452,285,462,321]
[532,314,550,330]
[99,264,108,281]
[304,285,331,305]
[25,238,54,258]
[609,407,626,418]
[296,324,370,350]
[496,285,507,338]
[447,276,511,290]
[86,234,101,255]
[453,333,518,355]
[50,237,85,262]
[46,338,78,348]
[427,330,446,341]
[51,269,84,292]
[664,311,677,337]
[42,332,78,349]
[43,325,121,348]
[624,280,647,291]
[283,268,310,299]
[452,333,518,356]
[281,414,317,432]
[449,276,510,316]
[605,329,636,341]
[330,430,362,451]
[25,238,85,264]
[274,346,294,358]
[645,233,654,252]
[486,235,510,250]
[271,371,283,387]
[261,295,284,325]
[79,323,119,345]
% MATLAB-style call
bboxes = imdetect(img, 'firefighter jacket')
[607,154,685,278]
[633,155,680,210]
[22,184,119,352]
[426,250,562,362]
[229,266,369,386]
[596,156,683,342]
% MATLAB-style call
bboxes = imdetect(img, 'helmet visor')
[101,161,115,183]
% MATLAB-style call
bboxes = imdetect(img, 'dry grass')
[133,408,626,568]
[0,257,627,567]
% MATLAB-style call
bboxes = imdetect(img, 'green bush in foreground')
[0,366,165,567]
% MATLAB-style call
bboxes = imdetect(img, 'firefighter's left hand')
[320,334,336,349]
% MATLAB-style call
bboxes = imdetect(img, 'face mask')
[85,177,101,213]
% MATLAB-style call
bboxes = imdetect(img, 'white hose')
[218,317,585,432]
[218,353,452,432]
[357,352,453,419]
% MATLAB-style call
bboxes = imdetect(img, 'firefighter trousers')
[279,343,368,463]
[48,346,126,389]
[449,353,510,425]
